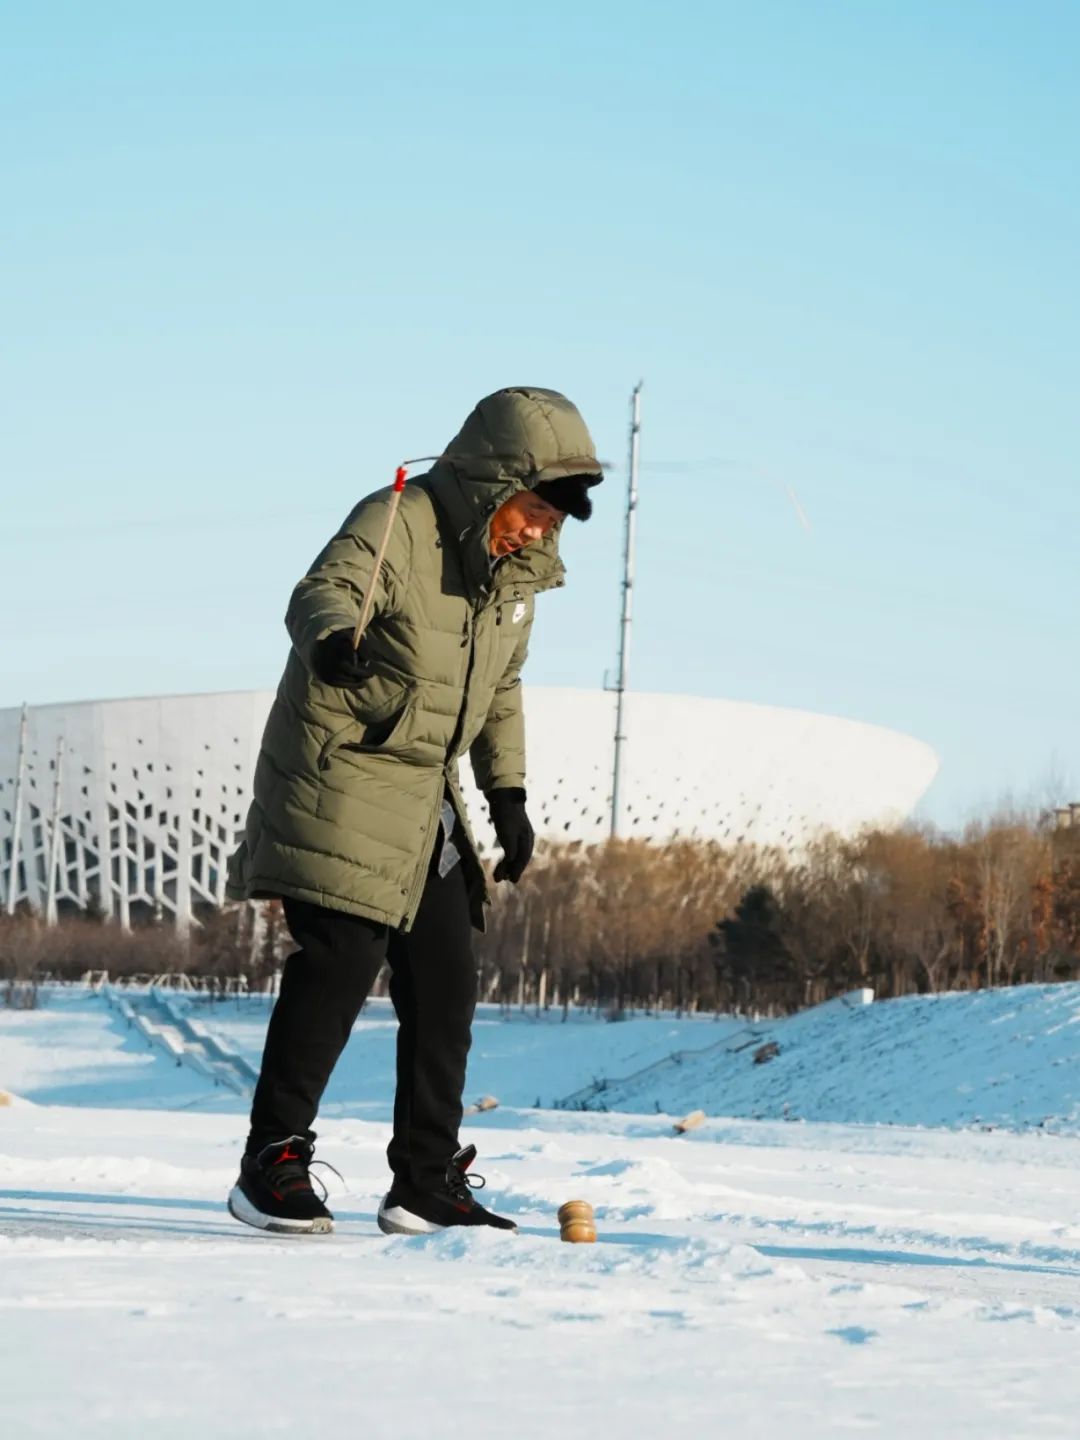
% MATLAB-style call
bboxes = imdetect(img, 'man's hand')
[312,629,375,688]
[487,788,534,883]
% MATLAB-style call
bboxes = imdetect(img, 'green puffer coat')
[226,386,602,932]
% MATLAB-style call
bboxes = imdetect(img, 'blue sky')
[3,2,1078,827]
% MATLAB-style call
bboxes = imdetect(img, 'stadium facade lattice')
[0,688,938,929]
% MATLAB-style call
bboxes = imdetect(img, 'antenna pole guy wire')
[611,382,642,839]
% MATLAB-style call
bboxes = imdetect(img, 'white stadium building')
[0,689,938,928]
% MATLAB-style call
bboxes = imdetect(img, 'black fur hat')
[532,472,602,521]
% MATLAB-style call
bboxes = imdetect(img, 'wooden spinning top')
[558,1199,597,1244]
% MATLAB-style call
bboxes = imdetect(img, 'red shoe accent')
[274,1147,300,1165]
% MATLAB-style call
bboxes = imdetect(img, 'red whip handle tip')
[393,465,408,492]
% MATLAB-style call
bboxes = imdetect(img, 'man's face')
[487,490,564,558]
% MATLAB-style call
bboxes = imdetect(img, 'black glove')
[487,787,534,883]
[312,629,374,688]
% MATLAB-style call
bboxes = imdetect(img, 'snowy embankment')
[172,980,1080,1136]
[3,982,1080,1136]
[575,982,1080,1134]
[0,988,725,1117]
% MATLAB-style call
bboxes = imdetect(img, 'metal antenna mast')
[611,382,642,839]
[5,704,28,915]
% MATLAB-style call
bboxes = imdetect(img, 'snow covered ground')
[4,1100,1079,1438]
[2,986,1080,1437]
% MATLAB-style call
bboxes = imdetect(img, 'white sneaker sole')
[376,1195,518,1236]
[227,1184,334,1235]
[376,1198,444,1236]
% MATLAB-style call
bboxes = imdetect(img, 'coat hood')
[423,387,602,601]
[440,387,603,487]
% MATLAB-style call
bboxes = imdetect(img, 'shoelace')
[268,1151,345,1203]
[446,1164,486,1205]
[309,1158,345,1203]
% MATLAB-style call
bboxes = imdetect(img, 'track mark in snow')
[757,1240,1080,1280]
[827,1325,878,1345]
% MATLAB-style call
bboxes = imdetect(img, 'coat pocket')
[343,700,411,753]
[316,688,413,772]
[316,720,366,772]
[346,666,415,726]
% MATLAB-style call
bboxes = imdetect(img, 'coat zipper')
[402,601,480,931]
[445,604,479,764]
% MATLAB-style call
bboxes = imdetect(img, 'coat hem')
[225,877,403,930]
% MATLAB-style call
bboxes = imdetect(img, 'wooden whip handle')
[351,467,408,651]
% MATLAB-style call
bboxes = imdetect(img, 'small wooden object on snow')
[0,1091,13,1107]
[673,1109,706,1134]
[463,1095,499,1115]
[558,1199,597,1244]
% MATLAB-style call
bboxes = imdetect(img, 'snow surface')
[2,986,1080,1437]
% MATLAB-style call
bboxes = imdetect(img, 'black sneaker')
[377,1145,517,1236]
[227,1136,335,1234]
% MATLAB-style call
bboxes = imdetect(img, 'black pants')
[247,839,477,1192]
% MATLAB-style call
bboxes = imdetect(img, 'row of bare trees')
[478,820,1080,1015]
[0,901,289,1006]
[3,817,1079,1015]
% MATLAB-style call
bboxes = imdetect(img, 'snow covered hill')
[566,982,1080,1135]
[0,987,239,1111]
[3,982,1079,1136]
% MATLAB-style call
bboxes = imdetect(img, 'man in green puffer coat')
[225,386,603,1237]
